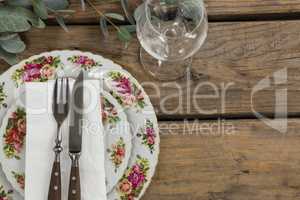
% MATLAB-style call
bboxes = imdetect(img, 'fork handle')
[48,152,61,200]
[68,153,81,200]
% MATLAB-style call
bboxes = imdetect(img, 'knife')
[68,71,84,200]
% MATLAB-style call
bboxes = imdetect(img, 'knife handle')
[68,153,81,200]
[48,151,62,200]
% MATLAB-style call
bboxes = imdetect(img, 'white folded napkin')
[25,80,107,200]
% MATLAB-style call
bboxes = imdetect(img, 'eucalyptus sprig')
[0,0,73,65]
[91,0,202,46]
[86,0,135,47]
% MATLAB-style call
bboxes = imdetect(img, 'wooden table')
[2,1,300,199]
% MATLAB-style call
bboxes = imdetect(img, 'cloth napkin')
[25,80,107,200]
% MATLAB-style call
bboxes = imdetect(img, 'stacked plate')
[0,50,159,200]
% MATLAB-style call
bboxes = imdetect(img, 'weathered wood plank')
[2,20,300,118]
[65,0,300,24]
[143,119,300,200]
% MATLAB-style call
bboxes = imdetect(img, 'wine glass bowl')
[136,0,208,81]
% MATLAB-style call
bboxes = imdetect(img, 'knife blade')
[68,70,84,200]
[69,70,84,154]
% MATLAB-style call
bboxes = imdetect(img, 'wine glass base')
[139,47,192,82]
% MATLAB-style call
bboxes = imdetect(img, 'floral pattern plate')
[0,168,22,200]
[0,90,132,195]
[0,101,26,196]
[100,69,159,200]
[0,50,159,200]
[101,90,132,193]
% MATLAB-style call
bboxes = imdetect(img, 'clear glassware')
[136,0,208,81]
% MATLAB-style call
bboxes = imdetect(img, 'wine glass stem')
[139,46,193,81]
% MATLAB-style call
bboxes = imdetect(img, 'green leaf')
[18,7,46,28]
[105,13,125,21]
[117,26,132,43]
[0,47,18,65]
[31,0,48,19]
[0,6,45,33]
[8,0,69,10]
[120,0,135,24]
[0,34,25,53]
[0,9,30,32]
[45,0,69,10]
[99,17,109,37]
[47,6,74,18]
[55,16,69,32]
[164,0,177,4]
[7,0,31,7]
[120,25,136,33]
[0,33,18,41]
[52,10,75,15]
[182,0,204,24]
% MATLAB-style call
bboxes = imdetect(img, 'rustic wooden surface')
[1,1,299,199]
[147,119,300,200]
[67,0,300,23]
[3,21,300,119]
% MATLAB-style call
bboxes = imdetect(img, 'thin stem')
[85,0,120,31]
[47,6,75,18]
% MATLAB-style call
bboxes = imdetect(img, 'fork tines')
[53,77,69,116]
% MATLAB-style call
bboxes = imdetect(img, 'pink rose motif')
[85,59,94,66]
[147,136,155,145]
[116,147,125,157]
[41,65,55,79]
[123,94,136,106]
[128,171,145,189]
[5,128,18,145]
[22,73,31,82]
[12,56,60,86]
[119,179,132,195]
[24,63,42,70]
[132,164,141,174]
[14,143,22,153]
[78,56,86,64]
[146,127,155,137]
[5,127,24,153]
[45,56,53,64]
[22,68,41,82]
[117,77,132,94]
[17,119,26,133]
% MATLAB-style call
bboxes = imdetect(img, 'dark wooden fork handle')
[48,160,61,200]
[68,153,81,200]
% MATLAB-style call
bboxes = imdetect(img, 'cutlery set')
[48,71,84,200]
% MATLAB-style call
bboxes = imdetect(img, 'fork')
[48,78,70,200]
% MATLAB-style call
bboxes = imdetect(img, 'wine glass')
[136,0,208,81]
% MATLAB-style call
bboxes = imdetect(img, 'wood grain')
[143,119,300,200]
[65,0,300,24]
[3,20,299,118]
[4,2,299,199]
